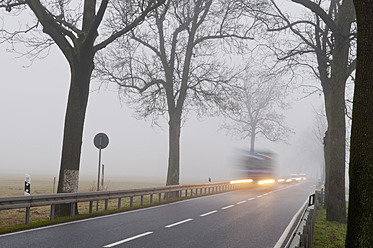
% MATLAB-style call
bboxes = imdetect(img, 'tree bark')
[346,1,373,246]
[166,112,181,186]
[323,130,330,209]
[324,79,346,223]
[55,54,94,217]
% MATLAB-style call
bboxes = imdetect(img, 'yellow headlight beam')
[230,179,254,184]
[258,179,275,185]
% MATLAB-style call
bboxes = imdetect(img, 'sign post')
[101,164,105,191]
[93,133,109,211]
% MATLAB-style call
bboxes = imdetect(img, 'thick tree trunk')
[250,127,255,152]
[346,1,373,246]
[325,81,346,223]
[55,57,93,217]
[321,0,354,223]
[166,113,181,187]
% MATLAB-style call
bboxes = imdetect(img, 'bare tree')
[221,71,292,152]
[95,0,261,187]
[346,1,373,246]
[259,0,356,223]
[0,0,164,217]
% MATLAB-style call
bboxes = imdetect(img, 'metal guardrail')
[284,190,320,248]
[0,181,240,225]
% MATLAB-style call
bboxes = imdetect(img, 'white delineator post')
[24,174,31,196]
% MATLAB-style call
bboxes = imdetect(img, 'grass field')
[312,206,347,248]
[0,174,164,229]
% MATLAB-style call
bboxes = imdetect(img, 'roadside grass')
[313,206,347,248]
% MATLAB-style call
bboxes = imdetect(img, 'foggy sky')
[0,39,325,185]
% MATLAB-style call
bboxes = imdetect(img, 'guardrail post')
[118,198,121,209]
[70,203,75,217]
[105,199,108,210]
[300,234,306,248]
[191,189,193,196]
[166,192,169,201]
[141,195,144,206]
[25,207,30,224]
[130,196,133,207]
[50,205,55,221]
[150,194,153,204]
[158,193,162,202]
[185,190,188,197]
[89,201,93,213]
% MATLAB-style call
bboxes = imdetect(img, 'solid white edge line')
[221,205,234,210]
[165,218,193,228]
[273,200,308,248]
[200,210,218,217]
[104,232,153,247]
[237,200,246,205]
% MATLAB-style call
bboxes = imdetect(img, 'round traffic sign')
[94,133,109,149]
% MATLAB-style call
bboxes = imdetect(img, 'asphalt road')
[0,181,315,248]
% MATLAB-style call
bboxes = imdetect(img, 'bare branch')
[0,0,26,12]
[94,0,166,52]
[291,0,338,33]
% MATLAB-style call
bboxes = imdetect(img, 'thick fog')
[0,42,324,185]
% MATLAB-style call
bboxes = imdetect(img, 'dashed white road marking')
[200,210,218,217]
[237,200,246,205]
[248,197,255,201]
[256,195,263,199]
[165,218,193,228]
[104,232,153,247]
[222,205,234,210]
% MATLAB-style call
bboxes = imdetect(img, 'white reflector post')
[308,193,315,206]
[24,174,31,195]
